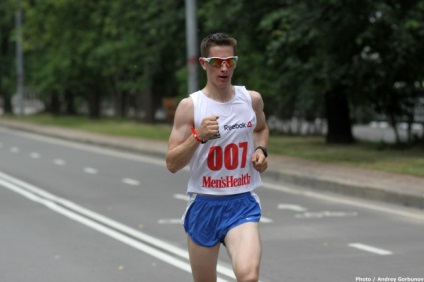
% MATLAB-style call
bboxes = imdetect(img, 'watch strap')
[255,146,268,158]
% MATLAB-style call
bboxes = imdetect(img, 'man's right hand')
[197,115,220,141]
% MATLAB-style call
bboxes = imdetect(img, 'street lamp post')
[185,0,198,95]
[15,1,25,115]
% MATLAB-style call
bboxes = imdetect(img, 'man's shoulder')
[238,88,263,111]
[188,90,203,103]
[235,85,260,96]
[248,90,262,101]
[176,96,194,114]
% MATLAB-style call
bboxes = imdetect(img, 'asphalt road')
[1,127,424,282]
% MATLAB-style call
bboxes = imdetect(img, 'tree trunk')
[119,91,128,118]
[406,112,414,144]
[325,86,354,144]
[64,90,76,115]
[88,87,101,119]
[388,113,401,144]
[143,88,155,124]
[49,92,61,116]
[132,91,143,121]
[1,25,13,114]
[2,94,13,114]
[114,90,122,118]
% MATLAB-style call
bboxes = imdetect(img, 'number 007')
[207,142,248,171]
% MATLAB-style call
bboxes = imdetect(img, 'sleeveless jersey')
[187,86,262,195]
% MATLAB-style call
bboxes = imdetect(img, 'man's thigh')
[187,236,221,282]
[224,222,262,276]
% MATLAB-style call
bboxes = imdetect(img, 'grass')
[3,114,172,140]
[268,136,424,177]
[2,114,424,177]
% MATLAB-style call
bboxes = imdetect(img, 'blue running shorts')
[182,192,262,247]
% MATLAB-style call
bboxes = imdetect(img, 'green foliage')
[254,0,424,144]
[0,0,16,107]
[20,0,186,117]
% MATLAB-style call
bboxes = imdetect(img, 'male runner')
[166,32,269,282]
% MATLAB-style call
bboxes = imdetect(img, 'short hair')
[200,33,237,57]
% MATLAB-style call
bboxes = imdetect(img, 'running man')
[166,32,269,282]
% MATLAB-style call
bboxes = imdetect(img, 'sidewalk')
[1,119,423,210]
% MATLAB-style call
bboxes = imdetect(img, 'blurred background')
[1,0,423,145]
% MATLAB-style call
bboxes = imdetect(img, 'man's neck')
[202,85,234,102]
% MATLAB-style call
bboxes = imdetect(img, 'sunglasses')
[202,56,238,67]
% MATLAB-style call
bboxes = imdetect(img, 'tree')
[5,0,423,136]
[353,1,424,144]
[258,1,372,143]
[22,0,186,121]
[0,0,16,114]
[257,0,424,144]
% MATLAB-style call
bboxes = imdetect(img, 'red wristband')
[191,127,207,144]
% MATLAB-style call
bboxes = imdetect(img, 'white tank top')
[187,86,262,195]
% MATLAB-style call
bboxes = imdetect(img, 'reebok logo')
[224,121,252,131]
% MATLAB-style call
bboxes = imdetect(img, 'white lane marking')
[54,159,66,166]
[0,128,166,167]
[174,193,190,201]
[84,167,98,174]
[10,146,20,153]
[30,152,40,159]
[0,171,235,282]
[0,142,3,147]
[159,218,183,224]
[260,217,273,223]
[122,178,140,186]
[263,181,424,222]
[0,177,196,278]
[278,204,308,212]
[348,243,393,255]
[295,211,358,219]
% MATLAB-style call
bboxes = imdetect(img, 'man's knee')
[234,263,260,282]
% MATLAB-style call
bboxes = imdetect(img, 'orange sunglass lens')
[208,58,237,67]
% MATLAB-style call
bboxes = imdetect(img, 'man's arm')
[166,97,199,173]
[249,90,269,173]
[166,97,221,173]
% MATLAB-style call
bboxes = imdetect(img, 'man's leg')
[224,222,262,282]
[187,236,221,282]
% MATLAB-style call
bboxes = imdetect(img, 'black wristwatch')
[255,146,268,158]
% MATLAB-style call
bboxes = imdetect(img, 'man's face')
[200,45,236,88]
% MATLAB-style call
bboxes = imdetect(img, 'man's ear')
[199,57,207,70]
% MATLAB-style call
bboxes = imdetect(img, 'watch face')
[209,131,221,140]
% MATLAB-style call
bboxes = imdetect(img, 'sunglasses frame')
[202,56,238,67]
